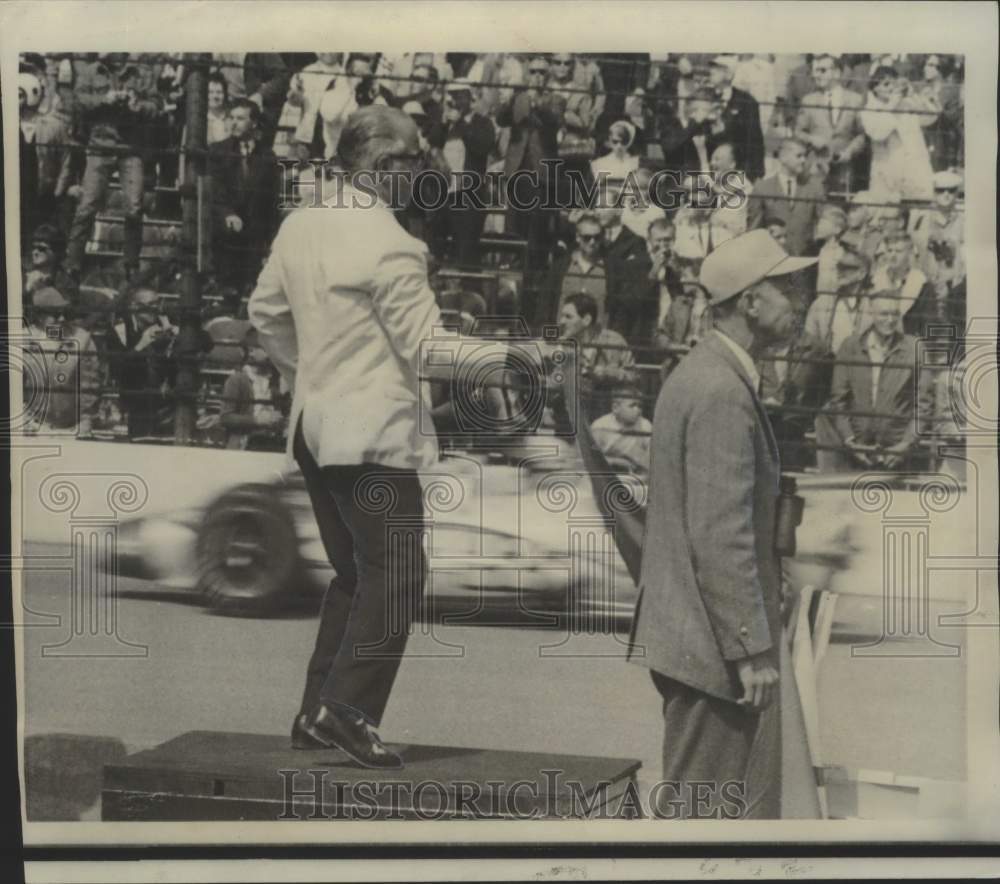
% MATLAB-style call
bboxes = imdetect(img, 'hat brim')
[764,254,819,280]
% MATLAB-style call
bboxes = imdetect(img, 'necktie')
[786,178,793,198]
[828,91,837,126]
[240,142,251,183]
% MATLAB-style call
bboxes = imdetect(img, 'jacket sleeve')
[248,231,298,388]
[684,385,773,660]
[208,144,237,221]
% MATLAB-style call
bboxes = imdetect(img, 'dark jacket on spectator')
[613,254,684,341]
[208,136,281,245]
[497,91,560,184]
[718,86,766,181]
[827,329,934,452]
[443,113,496,189]
[72,55,164,151]
[659,115,724,179]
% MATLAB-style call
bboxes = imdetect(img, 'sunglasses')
[528,67,548,75]
[31,244,53,252]
[609,139,624,145]
[578,233,602,242]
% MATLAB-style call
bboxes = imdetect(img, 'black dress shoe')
[291,713,329,750]
[302,704,404,769]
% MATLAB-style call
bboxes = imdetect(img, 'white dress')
[860,93,936,201]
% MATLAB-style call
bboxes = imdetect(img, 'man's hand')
[879,443,909,470]
[736,652,779,710]
[135,324,166,352]
[225,214,244,233]
[844,435,873,467]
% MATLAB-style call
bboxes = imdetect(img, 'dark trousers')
[293,420,426,727]
[650,671,781,819]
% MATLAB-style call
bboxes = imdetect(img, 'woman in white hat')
[590,119,640,185]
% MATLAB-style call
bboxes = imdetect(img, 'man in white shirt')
[249,106,533,768]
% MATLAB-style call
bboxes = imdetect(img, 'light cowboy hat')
[699,229,818,303]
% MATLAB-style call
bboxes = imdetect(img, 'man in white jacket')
[249,105,542,768]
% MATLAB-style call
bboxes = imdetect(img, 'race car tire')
[195,483,302,615]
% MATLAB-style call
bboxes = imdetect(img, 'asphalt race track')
[19,543,968,821]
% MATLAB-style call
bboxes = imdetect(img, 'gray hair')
[337,105,414,173]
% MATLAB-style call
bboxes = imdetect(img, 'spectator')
[840,189,889,262]
[808,203,848,301]
[733,53,778,134]
[24,224,73,302]
[538,213,609,328]
[804,245,874,356]
[620,166,666,240]
[206,72,231,145]
[598,207,648,333]
[747,137,824,256]
[659,87,724,180]
[908,169,965,291]
[574,54,608,136]
[673,172,735,259]
[105,287,187,439]
[757,327,831,471]
[861,66,937,201]
[708,141,751,239]
[915,54,963,171]
[288,53,347,160]
[658,273,713,349]
[208,98,280,295]
[439,81,496,268]
[614,217,681,340]
[470,52,523,119]
[591,120,640,183]
[19,71,72,237]
[218,327,286,450]
[496,54,560,279]
[708,55,765,181]
[549,53,599,200]
[782,53,815,128]
[243,52,292,147]
[558,292,636,418]
[823,294,934,471]
[764,216,787,248]
[591,387,652,475]
[213,53,247,101]
[23,286,99,436]
[63,53,165,283]
[870,232,934,333]
[794,54,867,194]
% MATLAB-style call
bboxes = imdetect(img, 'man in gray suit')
[627,230,817,818]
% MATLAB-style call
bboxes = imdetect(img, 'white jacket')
[248,186,509,469]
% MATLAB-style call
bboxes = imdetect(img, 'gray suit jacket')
[627,331,782,703]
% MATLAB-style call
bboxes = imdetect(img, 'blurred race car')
[16,438,975,640]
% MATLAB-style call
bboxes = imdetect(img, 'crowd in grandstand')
[17,51,966,473]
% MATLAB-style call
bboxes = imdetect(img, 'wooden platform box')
[102,731,642,821]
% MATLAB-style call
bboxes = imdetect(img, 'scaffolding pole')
[173,53,211,444]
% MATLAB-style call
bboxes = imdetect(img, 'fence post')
[173,53,211,445]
